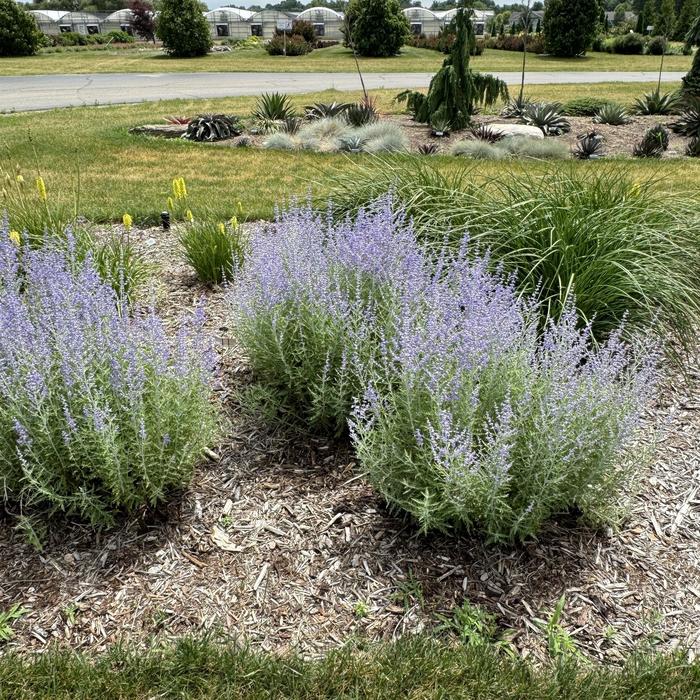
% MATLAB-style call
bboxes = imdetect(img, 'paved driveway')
[0,71,686,112]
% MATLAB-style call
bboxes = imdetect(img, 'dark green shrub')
[344,0,410,57]
[0,0,42,57]
[646,35,667,55]
[289,19,316,43]
[488,32,545,53]
[106,30,135,44]
[156,0,212,58]
[612,32,645,54]
[543,0,600,57]
[562,96,614,116]
[265,34,312,56]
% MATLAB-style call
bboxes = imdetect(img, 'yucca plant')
[253,92,296,122]
[593,103,631,126]
[182,115,242,142]
[345,102,378,127]
[470,124,505,143]
[324,160,700,352]
[304,102,351,120]
[647,124,670,150]
[669,96,700,137]
[520,102,571,135]
[633,89,681,115]
[572,131,604,160]
[418,143,439,155]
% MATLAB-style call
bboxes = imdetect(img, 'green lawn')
[0,44,694,76]
[1,85,697,225]
[1,635,699,700]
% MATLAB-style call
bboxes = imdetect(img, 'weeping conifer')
[683,15,700,97]
[414,1,508,129]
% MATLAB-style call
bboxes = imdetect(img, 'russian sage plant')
[232,198,655,540]
[0,222,217,527]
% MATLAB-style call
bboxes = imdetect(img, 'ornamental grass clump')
[0,223,217,528]
[232,198,656,540]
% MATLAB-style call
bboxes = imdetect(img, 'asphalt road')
[0,71,687,112]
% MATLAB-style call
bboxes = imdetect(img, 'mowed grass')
[1,85,698,224]
[1,635,699,700]
[0,44,694,76]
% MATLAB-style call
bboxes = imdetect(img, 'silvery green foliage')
[450,140,508,159]
[499,136,570,159]
[0,223,217,527]
[262,133,297,150]
[231,198,655,541]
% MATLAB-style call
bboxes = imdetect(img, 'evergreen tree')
[543,0,603,57]
[642,0,656,31]
[675,0,700,40]
[0,0,42,57]
[656,0,676,35]
[344,0,410,57]
[156,0,212,57]
[682,13,700,96]
[414,2,508,128]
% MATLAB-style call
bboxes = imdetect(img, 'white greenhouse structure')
[439,8,492,37]
[295,7,344,41]
[103,9,135,35]
[29,10,104,35]
[248,10,299,40]
[402,8,443,38]
[205,8,255,40]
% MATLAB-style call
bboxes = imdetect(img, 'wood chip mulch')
[0,224,698,663]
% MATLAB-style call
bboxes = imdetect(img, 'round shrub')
[612,32,644,54]
[0,228,217,527]
[265,34,312,56]
[562,96,614,116]
[646,35,667,55]
[156,0,212,57]
[0,0,42,57]
[345,0,410,57]
[232,197,656,541]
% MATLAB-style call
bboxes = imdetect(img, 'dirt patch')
[0,224,698,662]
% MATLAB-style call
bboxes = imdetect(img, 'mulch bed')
[133,114,695,159]
[0,223,698,662]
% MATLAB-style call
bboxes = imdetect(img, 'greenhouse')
[402,8,444,37]
[205,8,255,40]
[28,10,70,36]
[439,8,493,37]
[103,9,135,35]
[295,7,344,41]
[248,9,299,40]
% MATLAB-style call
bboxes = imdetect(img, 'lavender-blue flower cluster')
[0,220,217,527]
[232,197,656,540]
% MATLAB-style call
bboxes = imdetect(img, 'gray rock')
[488,123,544,139]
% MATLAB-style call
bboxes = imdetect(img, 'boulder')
[487,123,544,139]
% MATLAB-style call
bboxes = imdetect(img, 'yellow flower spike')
[171,178,179,198]
[217,222,225,235]
[229,216,238,230]
[15,175,24,184]
[9,230,20,246]
[167,196,175,211]
[629,181,641,198]
[185,209,194,222]
[179,178,187,198]
[36,176,47,201]
[236,201,244,217]
[122,213,133,231]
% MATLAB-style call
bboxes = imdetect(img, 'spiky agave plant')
[670,96,700,137]
[632,128,666,158]
[418,143,439,155]
[593,103,631,126]
[687,136,700,157]
[572,131,604,160]
[500,95,532,118]
[182,115,242,142]
[304,102,351,120]
[345,102,378,127]
[520,103,571,135]
[253,92,296,121]
[414,2,508,129]
[470,124,505,143]
[633,89,681,115]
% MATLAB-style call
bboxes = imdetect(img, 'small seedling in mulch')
[0,604,29,642]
